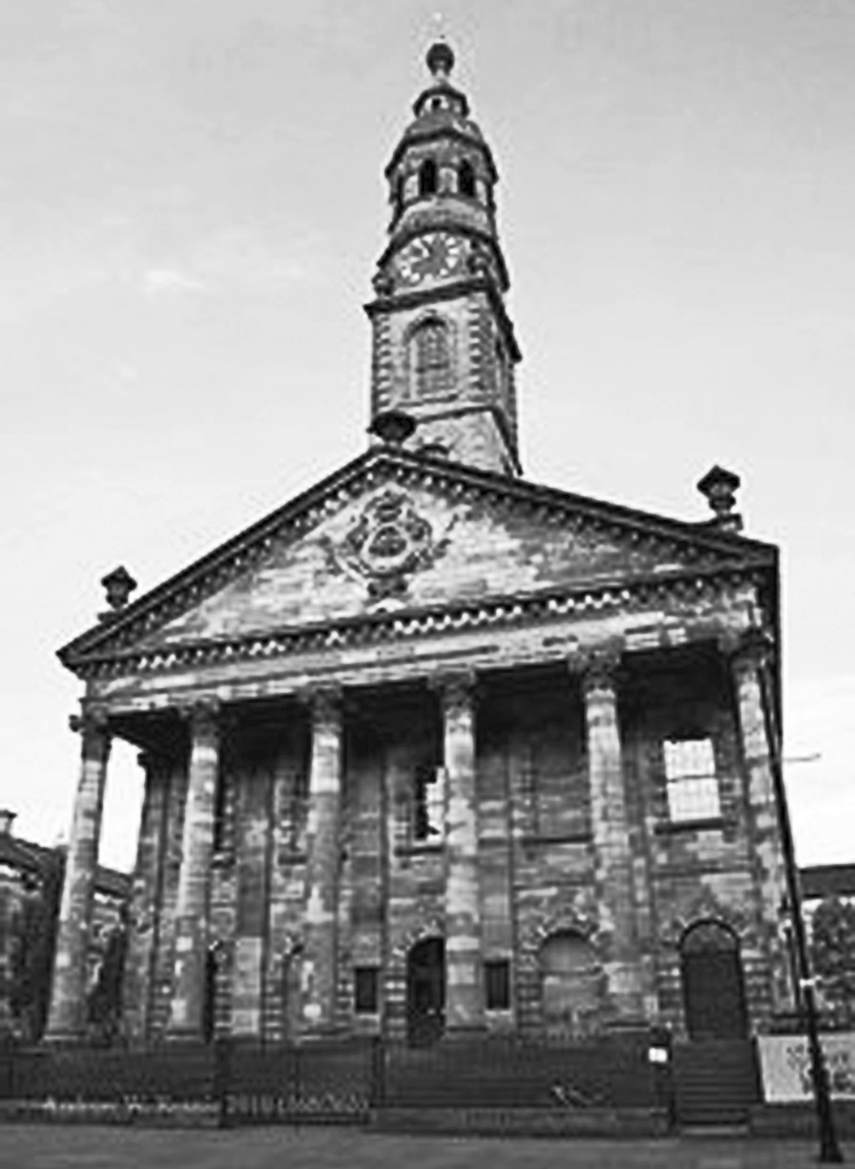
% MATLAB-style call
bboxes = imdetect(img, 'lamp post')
[753,635,843,1163]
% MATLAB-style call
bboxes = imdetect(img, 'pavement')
[0,1126,850,1169]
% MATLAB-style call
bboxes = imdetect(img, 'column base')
[441,1024,488,1044]
[164,1029,209,1047]
[603,1017,653,1037]
[41,1031,88,1048]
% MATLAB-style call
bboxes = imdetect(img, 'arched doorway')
[680,920,748,1039]
[406,938,445,1046]
[538,930,601,1038]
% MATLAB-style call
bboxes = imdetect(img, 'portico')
[47,611,791,1048]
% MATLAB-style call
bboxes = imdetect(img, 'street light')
[753,634,844,1163]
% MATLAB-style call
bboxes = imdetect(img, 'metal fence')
[381,1030,665,1111]
[0,1030,669,1126]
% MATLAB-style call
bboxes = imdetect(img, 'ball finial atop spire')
[426,38,455,81]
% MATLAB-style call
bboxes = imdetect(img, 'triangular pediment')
[60,449,775,673]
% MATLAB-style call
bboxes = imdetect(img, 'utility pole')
[753,634,843,1163]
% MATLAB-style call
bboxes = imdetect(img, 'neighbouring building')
[800,863,855,1024]
[0,810,128,1044]
[45,43,796,1053]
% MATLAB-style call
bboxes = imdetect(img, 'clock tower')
[365,41,522,475]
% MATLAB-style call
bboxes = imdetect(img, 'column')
[578,650,644,1022]
[122,751,171,1044]
[45,709,112,1042]
[729,632,792,1013]
[300,687,343,1032]
[167,701,220,1040]
[231,756,274,1039]
[436,670,484,1035]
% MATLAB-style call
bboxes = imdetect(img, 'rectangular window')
[414,765,445,841]
[354,966,379,1014]
[663,737,720,822]
[484,959,511,1010]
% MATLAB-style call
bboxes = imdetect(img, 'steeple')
[365,42,522,476]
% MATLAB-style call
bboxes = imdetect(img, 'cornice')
[367,277,521,362]
[66,560,767,682]
[58,446,777,676]
[384,124,498,184]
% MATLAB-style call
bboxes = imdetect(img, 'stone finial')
[371,267,394,297]
[697,465,743,533]
[368,409,418,447]
[426,39,455,81]
[100,565,137,619]
[0,809,16,836]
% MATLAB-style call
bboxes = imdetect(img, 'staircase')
[672,1039,760,1129]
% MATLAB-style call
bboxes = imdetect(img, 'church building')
[46,43,793,1053]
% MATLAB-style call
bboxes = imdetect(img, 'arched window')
[418,158,438,197]
[410,318,452,398]
[458,160,476,198]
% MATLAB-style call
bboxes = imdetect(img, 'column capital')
[178,698,221,741]
[137,749,171,776]
[720,627,776,678]
[68,706,109,735]
[569,645,622,696]
[429,667,477,715]
[68,708,111,761]
[298,684,343,728]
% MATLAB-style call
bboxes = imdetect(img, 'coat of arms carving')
[322,489,455,600]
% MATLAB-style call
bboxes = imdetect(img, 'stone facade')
[46,44,796,1051]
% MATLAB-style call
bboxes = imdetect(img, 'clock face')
[396,233,465,285]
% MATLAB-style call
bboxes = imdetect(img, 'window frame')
[484,958,511,1011]
[353,966,380,1015]
[662,735,721,823]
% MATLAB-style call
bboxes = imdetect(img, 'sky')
[1,0,853,871]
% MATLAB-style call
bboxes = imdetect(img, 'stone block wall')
[119,641,789,1046]
[619,650,793,1036]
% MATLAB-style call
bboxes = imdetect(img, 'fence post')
[0,1043,13,1101]
[649,1027,675,1130]
[370,1036,385,1108]
[214,1037,232,1128]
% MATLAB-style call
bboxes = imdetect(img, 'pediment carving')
[320,487,456,600]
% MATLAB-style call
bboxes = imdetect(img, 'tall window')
[484,960,511,1010]
[419,158,438,196]
[354,967,379,1014]
[212,768,228,852]
[414,764,445,841]
[663,737,720,822]
[458,160,476,198]
[411,319,452,398]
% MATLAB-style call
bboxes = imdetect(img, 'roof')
[800,864,855,901]
[58,444,779,682]
[0,832,129,896]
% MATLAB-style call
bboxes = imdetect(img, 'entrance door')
[407,938,445,1046]
[681,921,748,1040]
